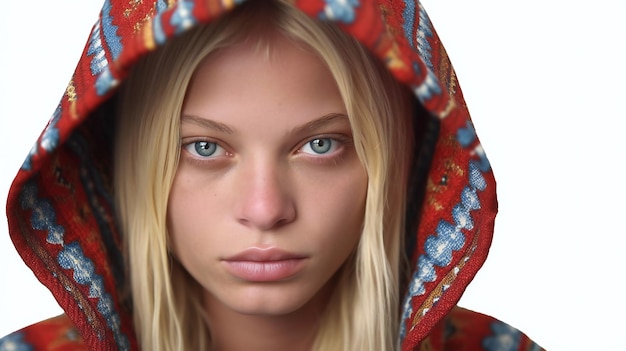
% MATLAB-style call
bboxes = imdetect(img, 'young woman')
[2,0,543,350]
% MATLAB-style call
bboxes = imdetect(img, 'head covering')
[4,0,507,349]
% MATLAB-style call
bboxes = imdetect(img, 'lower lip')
[222,259,306,282]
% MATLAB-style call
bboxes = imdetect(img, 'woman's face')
[167,33,367,317]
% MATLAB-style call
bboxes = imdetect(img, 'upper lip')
[223,247,306,262]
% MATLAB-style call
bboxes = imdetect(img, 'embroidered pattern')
[58,243,129,348]
[415,2,434,71]
[87,0,122,95]
[20,183,65,245]
[457,121,491,172]
[0,332,32,351]
[483,321,522,351]
[21,105,62,171]
[399,161,487,340]
[413,68,442,101]
[67,133,125,286]
[19,179,129,349]
[170,0,197,33]
[155,0,169,14]
[319,0,360,23]
[401,0,417,47]
[153,0,197,44]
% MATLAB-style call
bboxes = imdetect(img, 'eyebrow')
[291,113,350,135]
[180,113,349,135]
[181,114,235,134]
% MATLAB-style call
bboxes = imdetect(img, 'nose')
[235,161,296,231]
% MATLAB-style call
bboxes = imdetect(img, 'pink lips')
[222,248,307,282]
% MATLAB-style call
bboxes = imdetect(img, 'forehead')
[181,33,347,132]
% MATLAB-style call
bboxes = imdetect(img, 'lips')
[222,247,307,282]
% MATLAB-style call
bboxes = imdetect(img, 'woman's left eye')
[299,138,339,155]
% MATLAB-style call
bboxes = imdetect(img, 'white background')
[1,0,624,349]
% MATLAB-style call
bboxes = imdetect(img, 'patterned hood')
[6,0,497,349]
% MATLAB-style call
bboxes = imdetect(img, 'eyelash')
[181,138,231,166]
[180,134,351,165]
[183,139,228,158]
[296,135,350,158]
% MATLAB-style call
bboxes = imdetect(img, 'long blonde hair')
[115,1,413,349]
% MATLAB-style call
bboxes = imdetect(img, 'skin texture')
[167,33,368,350]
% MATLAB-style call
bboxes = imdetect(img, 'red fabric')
[1,315,87,351]
[419,307,546,351]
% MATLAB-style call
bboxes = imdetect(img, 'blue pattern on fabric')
[399,161,486,341]
[0,332,33,351]
[95,69,117,96]
[86,0,122,96]
[401,0,416,48]
[19,178,129,349]
[151,0,174,43]
[101,0,122,60]
[67,133,126,294]
[153,13,167,44]
[21,105,62,171]
[319,0,360,24]
[21,144,38,171]
[87,22,107,76]
[155,0,168,14]
[413,68,441,101]
[473,144,491,172]
[483,321,522,351]
[457,121,491,172]
[457,121,476,148]
[87,21,118,96]
[153,0,198,44]
[468,161,487,191]
[424,219,467,266]
[19,182,65,245]
[170,0,197,34]
[58,242,129,348]
[415,3,434,71]
[406,3,442,103]
[40,113,61,154]
[58,243,97,285]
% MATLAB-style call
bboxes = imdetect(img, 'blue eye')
[194,141,217,156]
[185,141,224,157]
[301,138,335,155]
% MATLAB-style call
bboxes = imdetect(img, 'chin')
[206,281,332,318]
[232,285,318,316]
[233,301,305,316]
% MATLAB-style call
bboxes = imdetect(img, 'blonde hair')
[114,1,413,350]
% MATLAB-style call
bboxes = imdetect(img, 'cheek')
[166,173,220,261]
[166,181,194,259]
[301,163,368,255]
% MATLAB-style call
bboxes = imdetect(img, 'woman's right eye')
[183,140,227,158]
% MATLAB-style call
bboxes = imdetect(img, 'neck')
[204,284,334,351]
